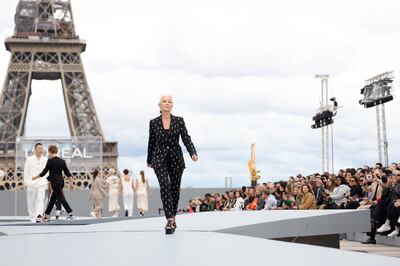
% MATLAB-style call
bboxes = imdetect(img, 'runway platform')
[0,210,399,265]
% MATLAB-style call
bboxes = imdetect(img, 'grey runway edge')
[0,210,399,266]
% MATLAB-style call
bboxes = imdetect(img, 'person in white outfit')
[23,143,48,222]
[136,170,149,216]
[121,169,135,217]
[327,176,351,207]
[105,168,120,217]
[231,190,244,211]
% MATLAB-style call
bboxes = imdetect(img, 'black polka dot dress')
[147,114,197,219]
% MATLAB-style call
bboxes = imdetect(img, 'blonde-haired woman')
[147,95,198,234]
[105,168,120,217]
[136,170,150,216]
[299,184,317,210]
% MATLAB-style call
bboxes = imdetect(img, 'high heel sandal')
[165,218,175,235]
[172,216,177,229]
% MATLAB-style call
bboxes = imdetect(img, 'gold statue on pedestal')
[248,144,260,187]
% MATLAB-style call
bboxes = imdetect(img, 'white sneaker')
[377,221,391,233]
[55,210,61,220]
[66,214,76,220]
[387,228,399,238]
[90,211,96,219]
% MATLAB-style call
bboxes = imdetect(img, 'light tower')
[312,75,338,174]
[359,71,394,166]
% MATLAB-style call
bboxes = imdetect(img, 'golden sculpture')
[248,144,260,186]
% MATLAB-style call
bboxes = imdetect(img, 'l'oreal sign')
[15,137,102,171]
[24,147,93,159]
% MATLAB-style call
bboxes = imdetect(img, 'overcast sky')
[1,0,400,188]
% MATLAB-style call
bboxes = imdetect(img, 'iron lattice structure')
[0,0,118,190]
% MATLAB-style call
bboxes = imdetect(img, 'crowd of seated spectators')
[186,162,400,244]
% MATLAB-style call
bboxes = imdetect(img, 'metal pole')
[331,124,334,174]
[316,75,330,173]
[321,125,324,172]
[321,79,324,173]
[381,103,389,166]
[376,105,382,165]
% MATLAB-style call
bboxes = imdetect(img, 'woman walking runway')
[89,169,107,219]
[106,168,120,217]
[136,170,150,216]
[121,169,134,217]
[147,95,198,234]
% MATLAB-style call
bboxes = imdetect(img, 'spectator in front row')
[292,185,302,209]
[299,184,316,210]
[362,175,391,244]
[314,177,325,207]
[244,188,258,210]
[324,176,350,209]
[231,191,244,211]
[349,176,363,198]
[377,171,400,237]
[263,190,277,210]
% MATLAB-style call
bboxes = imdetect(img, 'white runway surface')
[0,210,399,266]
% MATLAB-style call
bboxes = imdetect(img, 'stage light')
[359,72,394,108]
[311,101,338,129]
[359,71,395,167]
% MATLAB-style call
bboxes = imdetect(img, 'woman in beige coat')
[89,170,107,219]
[299,184,317,210]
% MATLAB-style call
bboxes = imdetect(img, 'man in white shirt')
[24,143,48,222]
[263,190,277,210]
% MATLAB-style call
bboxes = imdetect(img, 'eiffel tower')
[0,0,118,190]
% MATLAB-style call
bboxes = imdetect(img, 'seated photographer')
[299,184,317,210]
[362,168,383,201]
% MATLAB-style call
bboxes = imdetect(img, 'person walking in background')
[121,169,135,217]
[24,143,48,223]
[136,170,150,216]
[147,95,198,234]
[89,169,107,219]
[105,168,120,218]
[32,145,75,222]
